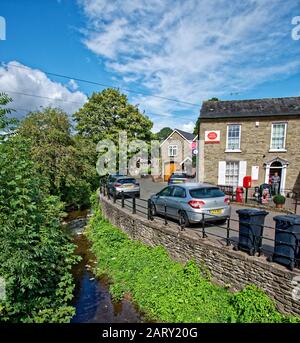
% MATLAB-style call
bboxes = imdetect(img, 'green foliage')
[155,127,173,142]
[273,194,286,204]
[87,198,299,323]
[230,285,283,323]
[0,136,78,322]
[74,88,154,145]
[0,92,18,137]
[17,107,98,209]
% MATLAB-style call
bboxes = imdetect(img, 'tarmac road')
[118,178,281,255]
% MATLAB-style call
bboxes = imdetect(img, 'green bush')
[0,137,78,323]
[230,285,282,323]
[273,194,286,204]
[87,198,299,323]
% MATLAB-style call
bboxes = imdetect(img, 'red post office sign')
[205,130,220,144]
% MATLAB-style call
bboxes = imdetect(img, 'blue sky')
[0,0,300,132]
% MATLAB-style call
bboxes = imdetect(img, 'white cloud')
[181,121,195,133]
[79,0,300,122]
[0,61,87,118]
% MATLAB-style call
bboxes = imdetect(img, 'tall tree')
[0,93,17,138]
[18,107,97,208]
[74,88,154,144]
[156,127,173,141]
[0,136,77,322]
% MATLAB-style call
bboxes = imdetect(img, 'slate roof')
[200,97,300,119]
[174,128,195,141]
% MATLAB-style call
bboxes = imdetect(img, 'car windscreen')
[117,178,137,184]
[189,187,225,198]
[172,174,186,178]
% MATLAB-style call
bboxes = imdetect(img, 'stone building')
[160,128,196,181]
[197,97,300,194]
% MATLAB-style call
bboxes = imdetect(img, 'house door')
[164,162,176,181]
[269,161,283,193]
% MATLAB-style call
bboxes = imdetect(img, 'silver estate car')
[108,175,140,198]
[150,183,231,226]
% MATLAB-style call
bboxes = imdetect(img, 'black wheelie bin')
[236,209,269,255]
[271,215,300,270]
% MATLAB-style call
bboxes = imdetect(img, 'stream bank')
[65,212,144,323]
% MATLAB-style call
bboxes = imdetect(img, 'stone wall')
[199,116,300,193]
[100,195,300,316]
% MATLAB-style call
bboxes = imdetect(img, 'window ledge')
[269,149,287,153]
[225,149,242,153]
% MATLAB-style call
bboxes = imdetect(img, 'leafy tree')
[0,136,78,322]
[0,93,17,138]
[74,88,154,145]
[156,127,173,142]
[17,107,98,209]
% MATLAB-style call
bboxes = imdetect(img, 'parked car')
[150,183,231,226]
[168,172,194,185]
[107,175,140,198]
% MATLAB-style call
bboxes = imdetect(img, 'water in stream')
[68,219,144,323]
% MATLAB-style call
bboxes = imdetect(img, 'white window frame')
[226,124,241,152]
[225,161,240,187]
[168,145,178,157]
[269,122,287,152]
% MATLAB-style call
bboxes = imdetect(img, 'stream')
[65,212,144,323]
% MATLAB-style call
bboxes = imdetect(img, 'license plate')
[173,180,183,183]
[210,209,222,215]
[122,184,134,188]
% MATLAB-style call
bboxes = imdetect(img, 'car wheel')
[150,202,157,216]
[179,210,190,228]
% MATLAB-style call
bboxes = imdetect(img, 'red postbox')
[243,176,252,188]
[236,186,244,203]
[243,176,252,203]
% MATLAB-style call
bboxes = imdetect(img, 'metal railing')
[218,185,300,214]
[99,183,300,271]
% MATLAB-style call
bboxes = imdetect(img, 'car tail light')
[188,200,206,208]
[115,183,122,187]
[224,197,230,205]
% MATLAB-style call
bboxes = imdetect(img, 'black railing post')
[226,217,231,246]
[148,199,153,220]
[201,213,206,238]
[164,203,168,225]
[121,191,125,208]
[113,189,117,203]
[107,186,110,200]
[132,194,136,214]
